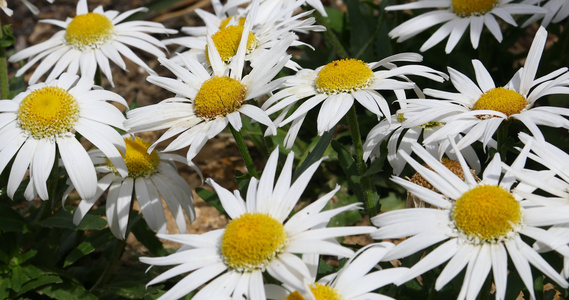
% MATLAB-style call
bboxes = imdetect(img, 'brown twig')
[153,0,212,23]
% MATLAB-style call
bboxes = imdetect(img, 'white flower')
[263,54,448,149]
[386,0,546,53]
[140,148,376,300]
[400,26,569,151]
[363,103,481,176]
[522,0,569,27]
[1,0,13,16]
[506,133,569,278]
[9,0,176,86]
[165,0,323,71]
[266,242,406,300]
[63,136,200,239]
[225,0,328,18]
[371,140,569,300]
[125,33,294,162]
[0,72,127,201]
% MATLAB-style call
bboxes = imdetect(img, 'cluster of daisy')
[1,0,569,299]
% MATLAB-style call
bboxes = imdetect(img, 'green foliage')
[0,25,14,48]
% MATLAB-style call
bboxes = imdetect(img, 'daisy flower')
[165,0,322,71]
[386,0,545,53]
[125,33,294,162]
[508,132,569,201]
[265,242,407,300]
[0,72,127,201]
[400,26,569,151]
[262,54,448,149]
[371,140,569,300]
[522,0,569,27]
[63,136,200,239]
[506,132,569,278]
[225,0,328,18]
[8,0,176,86]
[139,148,376,300]
[363,103,481,176]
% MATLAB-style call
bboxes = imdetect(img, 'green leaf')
[293,129,334,180]
[235,170,251,197]
[0,25,14,47]
[37,209,106,231]
[196,187,226,217]
[345,0,375,60]
[10,265,24,292]
[0,278,11,299]
[37,209,76,229]
[18,275,62,296]
[331,140,364,202]
[76,214,107,231]
[316,257,337,280]
[328,189,363,227]
[322,7,344,33]
[130,217,168,257]
[100,278,161,299]
[37,278,97,300]
[8,265,63,295]
[63,229,115,267]
[379,192,405,212]
[0,202,30,233]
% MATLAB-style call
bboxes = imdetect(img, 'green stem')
[36,155,60,222]
[230,124,259,178]
[315,12,349,59]
[250,99,275,156]
[497,121,508,160]
[89,196,135,292]
[0,20,10,99]
[89,238,126,292]
[346,105,377,216]
[94,66,102,87]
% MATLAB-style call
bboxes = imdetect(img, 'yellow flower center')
[472,87,527,118]
[452,0,498,17]
[17,87,79,139]
[315,59,373,94]
[205,25,257,64]
[221,212,287,272]
[120,137,160,178]
[285,283,343,300]
[193,76,247,120]
[452,185,522,243]
[219,17,246,29]
[65,12,115,50]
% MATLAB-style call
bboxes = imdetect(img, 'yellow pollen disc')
[221,213,287,272]
[472,87,527,118]
[65,12,114,49]
[285,283,343,300]
[193,76,247,120]
[219,17,246,29]
[120,137,160,178]
[17,86,79,139]
[315,59,373,94]
[205,25,257,64]
[452,185,522,242]
[452,0,498,17]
